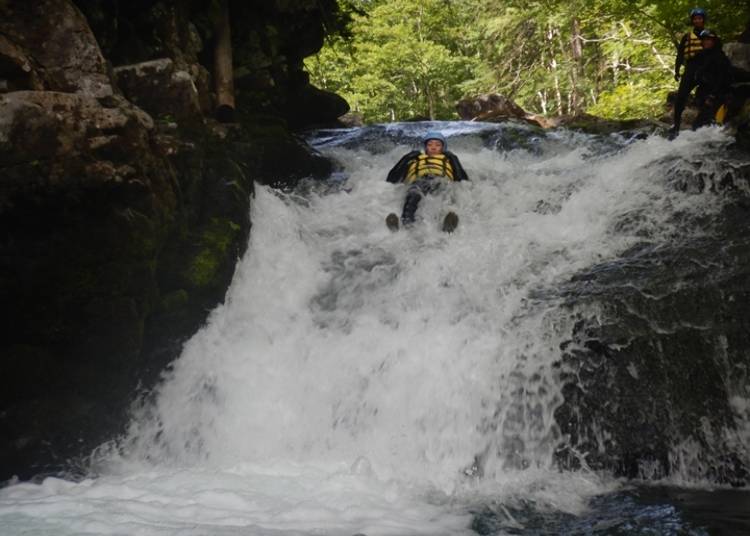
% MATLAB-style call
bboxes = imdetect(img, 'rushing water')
[1,122,748,535]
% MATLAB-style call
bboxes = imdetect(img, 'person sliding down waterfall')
[385,131,469,232]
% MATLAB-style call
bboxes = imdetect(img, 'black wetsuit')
[673,28,705,130]
[691,46,734,129]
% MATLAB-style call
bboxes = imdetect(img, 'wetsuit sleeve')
[675,34,687,75]
[446,152,469,182]
[386,151,420,183]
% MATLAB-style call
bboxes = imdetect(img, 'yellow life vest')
[405,153,454,183]
[683,31,703,62]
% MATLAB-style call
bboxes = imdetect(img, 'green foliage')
[588,80,670,120]
[307,0,750,122]
[307,0,477,122]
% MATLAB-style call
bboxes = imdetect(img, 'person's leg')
[401,178,435,224]
[691,87,716,130]
[672,68,698,131]
[401,186,423,224]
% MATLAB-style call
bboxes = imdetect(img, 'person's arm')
[446,152,469,182]
[386,151,420,183]
[675,34,687,81]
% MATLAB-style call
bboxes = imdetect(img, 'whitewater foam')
[0,123,733,535]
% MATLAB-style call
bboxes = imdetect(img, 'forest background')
[305,0,750,123]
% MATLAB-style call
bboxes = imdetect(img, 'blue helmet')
[423,131,446,148]
[690,8,707,20]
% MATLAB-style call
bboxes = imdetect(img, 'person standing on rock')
[385,131,469,232]
[691,29,734,130]
[670,8,708,139]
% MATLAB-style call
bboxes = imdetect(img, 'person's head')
[700,29,718,48]
[690,8,706,29]
[423,131,446,156]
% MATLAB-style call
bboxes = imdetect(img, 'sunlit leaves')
[306,0,750,122]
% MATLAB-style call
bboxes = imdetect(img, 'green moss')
[183,217,242,289]
[160,289,189,312]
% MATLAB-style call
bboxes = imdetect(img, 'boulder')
[113,59,205,122]
[0,0,112,98]
[0,87,259,480]
[285,84,350,128]
[554,164,750,485]
[457,93,526,120]
[0,35,44,92]
[0,88,174,478]
[0,91,153,167]
[457,93,554,128]
[725,42,750,73]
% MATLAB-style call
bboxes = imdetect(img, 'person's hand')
[674,72,681,82]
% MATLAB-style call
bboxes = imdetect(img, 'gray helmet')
[423,131,446,148]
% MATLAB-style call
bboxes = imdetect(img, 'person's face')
[692,15,705,29]
[425,139,444,156]
[702,36,716,49]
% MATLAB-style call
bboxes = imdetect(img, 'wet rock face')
[0,0,341,480]
[726,43,750,73]
[0,90,172,479]
[554,163,750,486]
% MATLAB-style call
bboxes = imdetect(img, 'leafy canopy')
[307,0,750,122]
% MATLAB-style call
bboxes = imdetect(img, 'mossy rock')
[182,217,242,290]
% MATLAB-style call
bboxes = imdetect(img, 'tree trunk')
[548,25,563,116]
[426,84,434,119]
[214,0,235,123]
[538,90,548,115]
[570,17,584,114]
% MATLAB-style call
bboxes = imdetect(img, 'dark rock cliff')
[554,159,750,486]
[0,0,347,481]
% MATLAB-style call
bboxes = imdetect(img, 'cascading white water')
[0,123,733,535]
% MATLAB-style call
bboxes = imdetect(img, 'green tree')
[307,0,476,122]
[306,0,750,123]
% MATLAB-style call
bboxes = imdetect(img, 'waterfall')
[1,122,746,535]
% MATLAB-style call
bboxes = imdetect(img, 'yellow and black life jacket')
[683,31,703,62]
[405,153,454,183]
[715,103,728,125]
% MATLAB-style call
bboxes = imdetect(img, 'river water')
[1,122,748,535]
